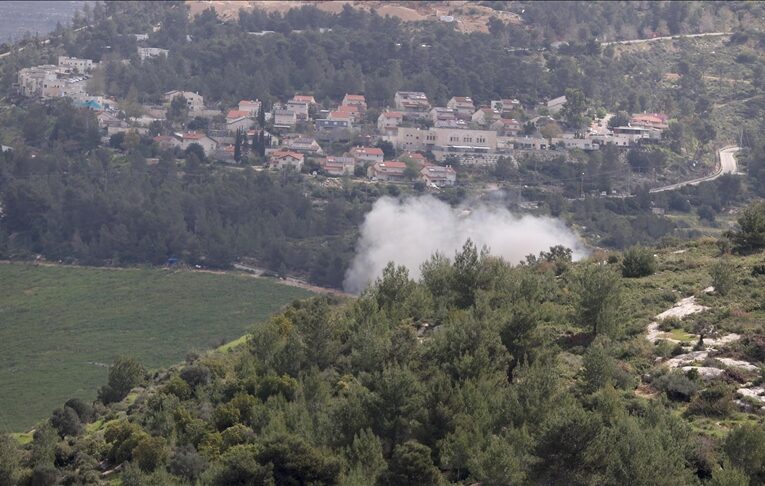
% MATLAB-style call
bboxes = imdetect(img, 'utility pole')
[580,171,584,199]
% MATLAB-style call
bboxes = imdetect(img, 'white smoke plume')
[343,195,587,293]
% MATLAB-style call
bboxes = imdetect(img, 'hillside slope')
[3,204,765,484]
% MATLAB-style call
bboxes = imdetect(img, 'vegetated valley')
[2,1,765,485]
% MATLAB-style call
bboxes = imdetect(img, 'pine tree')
[259,131,267,157]
[234,128,242,163]
[258,103,266,128]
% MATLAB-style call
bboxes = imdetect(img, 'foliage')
[98,356,146,404]
[621,246,657,278]
[727,202,765,253]
[710,259,736,296]
[724,424,765,484]
[572,263,624,337]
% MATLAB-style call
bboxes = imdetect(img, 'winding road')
[649,146,740,193]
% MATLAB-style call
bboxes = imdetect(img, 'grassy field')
[0,263,311,432]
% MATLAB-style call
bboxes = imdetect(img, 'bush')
[686,384,734,417]
[166,376,193,400]
[727,202,765,253]
[64,398,94,423]
[133,436,167,472]
[711,260,736,296]
[653,371,700,401]
[180,365,212,388]
[621,246,657,278]
[50,406,83,438]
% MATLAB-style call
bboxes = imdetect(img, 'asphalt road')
[602,31,730,46]
[649,146,740,193]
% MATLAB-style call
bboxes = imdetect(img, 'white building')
[351,146,384,165]
[447,96,475,118]
[173,131,218,155]
[322,156,356,176]
[164,90,205,111]
[394,91,430,117]
[17,65,57,97]
[273,108,297,128]
[58,56,94,73]
[390,126,497,152]
[137,47,169,61]
[238,99,261,116]
[377,111,404,133]
[421,164,457,187]
[269,150,304,171]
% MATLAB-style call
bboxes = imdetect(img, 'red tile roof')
[227,109,251,119]
[291,95,315,103]
[181,132,205,140]
[344,94,366,101]
[353,147,384,156]
[271,150,304,160]
[377,161,406,169]
[381,111,404,118]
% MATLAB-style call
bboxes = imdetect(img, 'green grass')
[0,263,311,432]
[661,328,696,342]
[10,432,33,445]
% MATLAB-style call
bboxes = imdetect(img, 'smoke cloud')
[343,195,586,293]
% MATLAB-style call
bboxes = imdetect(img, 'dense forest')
[3,213,765,484]
[0,99,381,287]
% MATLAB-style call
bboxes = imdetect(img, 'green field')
[0,263,311,432]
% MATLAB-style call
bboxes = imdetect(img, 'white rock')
[681,366,724,379]
[717,357,760,372]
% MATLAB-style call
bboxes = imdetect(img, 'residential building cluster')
[15,48,668,190]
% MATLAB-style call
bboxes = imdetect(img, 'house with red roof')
[226,109,255,132]
[269,150,305,171]
[351,146,384,165]
[290,94,316,105]
[629,113,669,130]
[342,94,367,111]
[367,160,408,182]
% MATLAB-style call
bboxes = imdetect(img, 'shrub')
[726,202,765,253]
[212,403,241,432]
[653,371,700,401]
[621,246,657,278]
[64,398,94,423]
[132,436,167,472]
[50,406,83,438]
[180,365,212,388]
[686,384,734,417]
[711,260,736,296]
[166,376,193,400]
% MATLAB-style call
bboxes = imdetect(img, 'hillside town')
[15,53,667,190]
